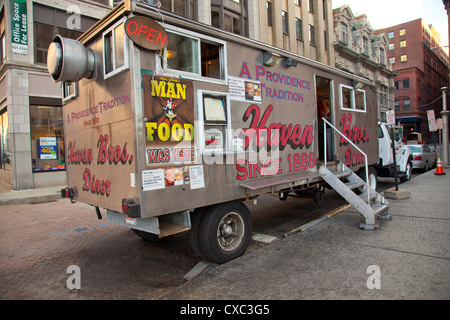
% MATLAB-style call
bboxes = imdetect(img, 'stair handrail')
[322,117,370,206]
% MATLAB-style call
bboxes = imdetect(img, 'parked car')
[406,144,436,171]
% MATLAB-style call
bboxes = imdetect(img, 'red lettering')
[68,141,93,165]
[126,20,139,34]
[82,168,112,197]
[339,113,370,146]
[242,104,314,151]
[97,135,132,165]
[137,24,148,37]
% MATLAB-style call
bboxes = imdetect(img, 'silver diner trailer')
[49,0,390,264]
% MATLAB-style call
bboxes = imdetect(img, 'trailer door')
[316,76,333,161]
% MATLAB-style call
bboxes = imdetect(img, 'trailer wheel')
[198,201,252,264]
[187,207,208,260]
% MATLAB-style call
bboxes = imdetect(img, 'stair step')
[372,203,389,216]
[358,190,377,203]
[345,181,365,190]
[333,171,352,179]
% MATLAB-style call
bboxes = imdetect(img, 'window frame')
[160,25,228,84]
[196,90,232,154]
[102,18,129,80]
[339,84,366,113]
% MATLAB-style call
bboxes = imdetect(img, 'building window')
[389,57,395,64]
[395,100,400,111]
[399,28,406,36]
[0,109,10,171]
[33,3,96,64]
[1,10,6,63]
[389,43,394,50]
[103,18,129,79]
[308,0,314,13]
[363,37,369,55]
[380,85,388,108]
[340,23,348,44]
[282,11,288,34]
[160,0,196,20]
[163,28,226,81]
[267,1,272,27]
[294,0,300,6]
[403,79,409,89]
[403,98,410,110]
[295,18,303,40]
[400,40,406,47]
[197,91,231,153]
[380,48,385,64]
[388,31,394,39]
[400,54,407,62]
[30,105,65,172]
[340,84,366,112]
[309,25,315,45]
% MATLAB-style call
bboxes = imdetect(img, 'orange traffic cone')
[434,157,446,175]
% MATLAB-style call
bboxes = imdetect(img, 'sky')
[332,0,449,47]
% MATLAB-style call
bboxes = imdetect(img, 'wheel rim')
[216,212,245,252]
[368,173,377,190]
[406,163,412,179]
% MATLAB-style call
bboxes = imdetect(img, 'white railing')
[322,117,370,207]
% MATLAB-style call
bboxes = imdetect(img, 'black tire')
[131,228,161,242]
[198,201,252,264]
[187,207,208,260]
[313,190,324,204]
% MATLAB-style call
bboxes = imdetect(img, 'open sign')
[125,16,168,51]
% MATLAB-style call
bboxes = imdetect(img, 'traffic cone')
[434,157,446,175]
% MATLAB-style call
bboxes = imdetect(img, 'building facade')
[0,0,112,190]
[332,5,396,122]
[374,19,449,142]
[0,0,339,190]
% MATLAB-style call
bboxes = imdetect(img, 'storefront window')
[0,110,10,171]
[30,105,65,172]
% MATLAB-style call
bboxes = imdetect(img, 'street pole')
[441,87,449,165]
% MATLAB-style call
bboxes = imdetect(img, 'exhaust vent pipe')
[47,35,95,82]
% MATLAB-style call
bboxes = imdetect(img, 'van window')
[339,84,366,112]
[164,29,226,81]
[103,19,129,79]
[197,91,231,153]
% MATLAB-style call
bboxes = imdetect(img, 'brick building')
[374,19,449,142]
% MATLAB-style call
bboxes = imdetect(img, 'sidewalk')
[0,183,65,206]
[165,168,450,300]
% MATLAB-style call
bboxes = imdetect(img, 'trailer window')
[163,29,226,81]
[339,84,366,112]
[197,91,231,153]
[103,19,129,79]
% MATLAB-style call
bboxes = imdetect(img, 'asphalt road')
[0,171,424,300]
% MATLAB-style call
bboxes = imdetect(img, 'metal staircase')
[319,163,390,230]
[321,118,390,230]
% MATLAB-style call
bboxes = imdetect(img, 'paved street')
[0,169,448,301]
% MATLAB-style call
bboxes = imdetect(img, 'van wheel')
[198,201,252,264]
[187,207,208,260]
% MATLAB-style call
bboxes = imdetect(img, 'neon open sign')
[125,16,168,51]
